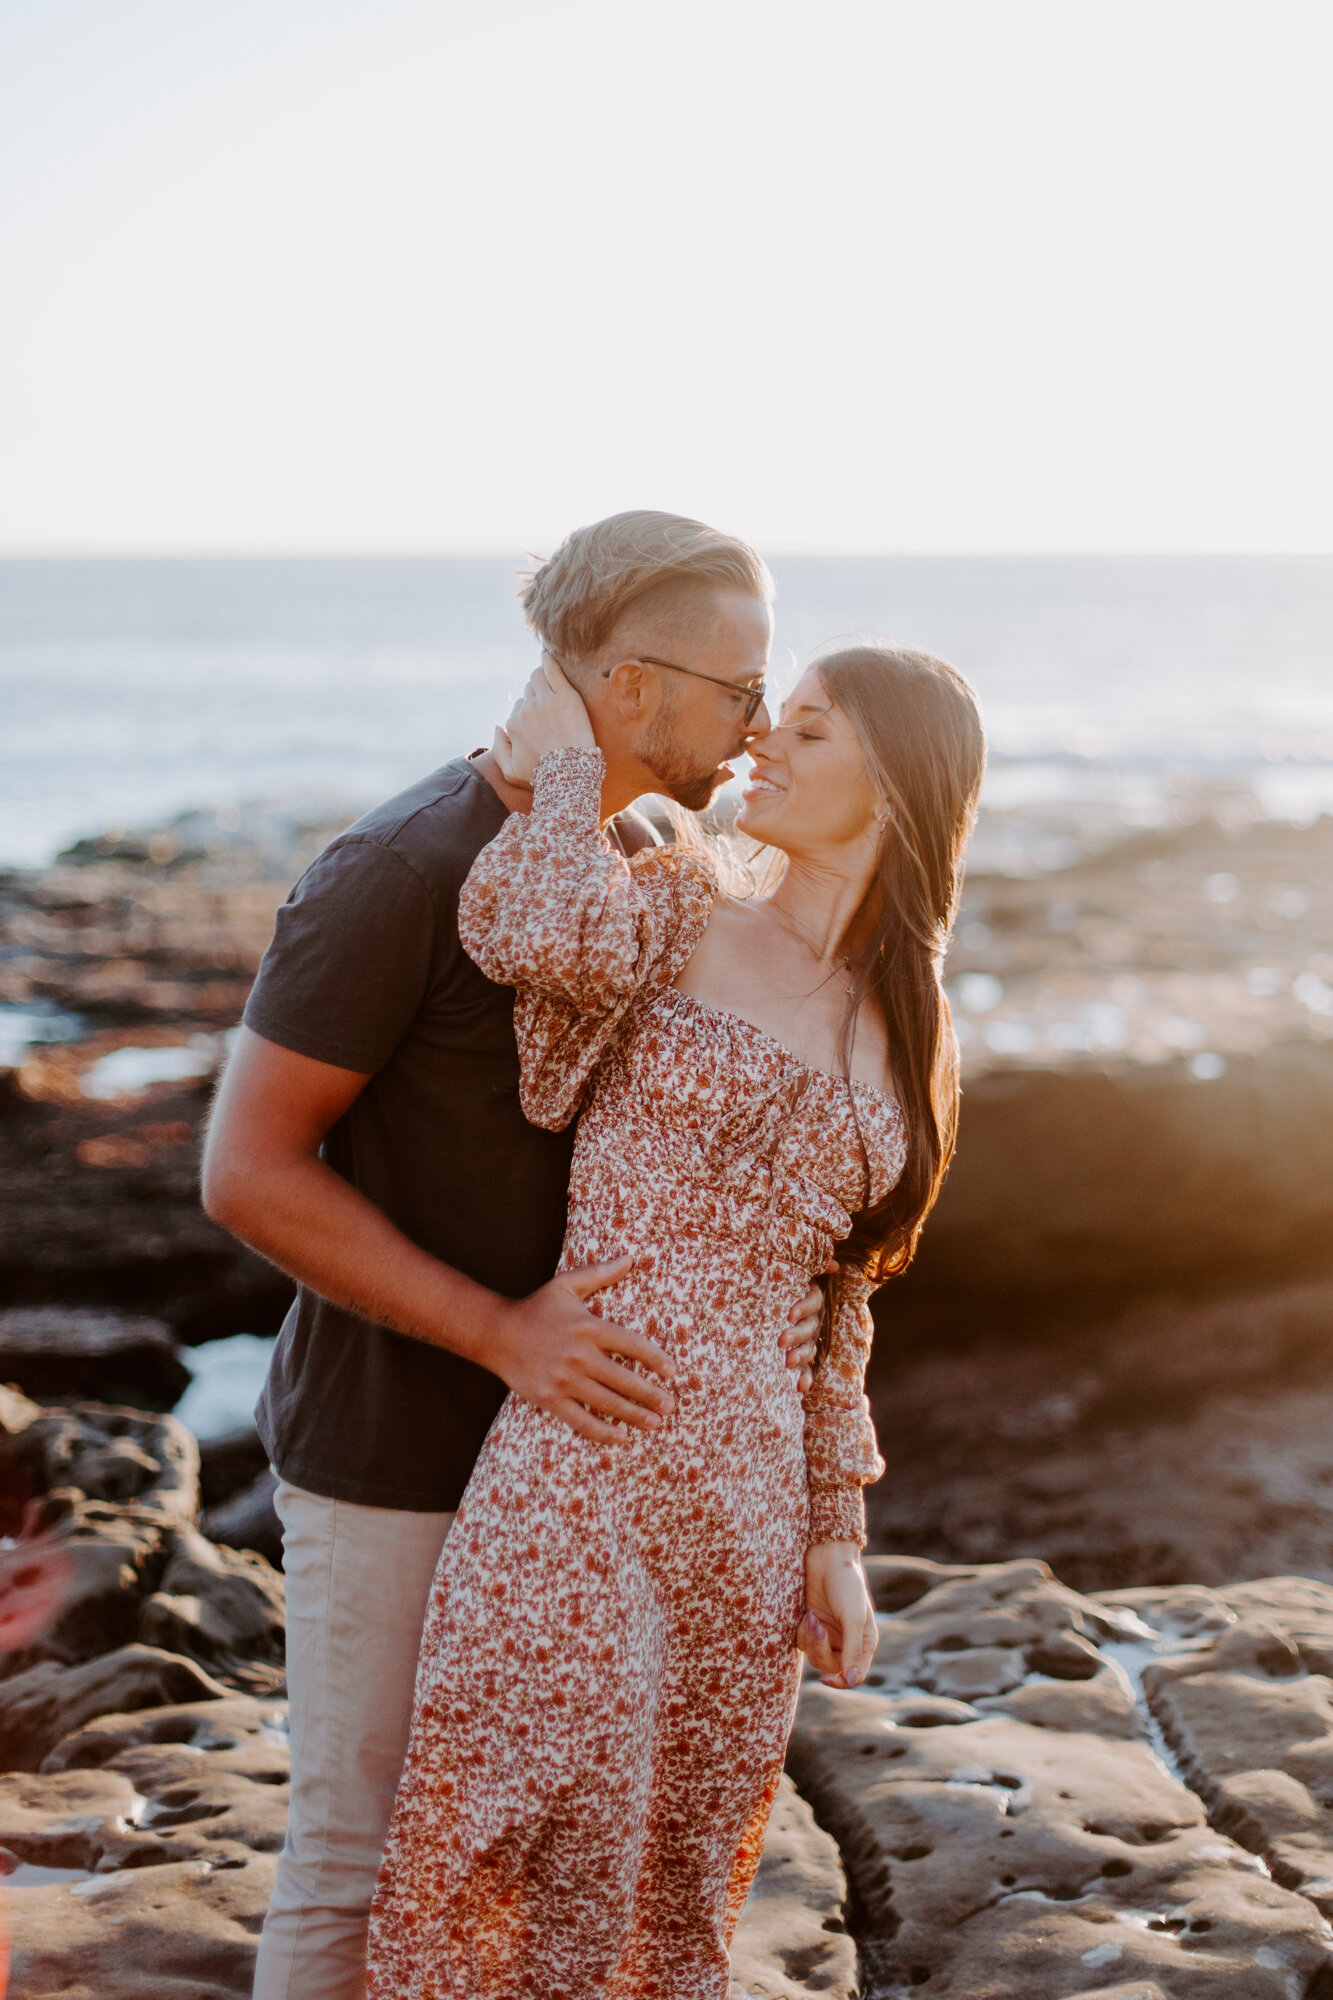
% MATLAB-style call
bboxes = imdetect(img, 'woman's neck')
[765,849,877,965]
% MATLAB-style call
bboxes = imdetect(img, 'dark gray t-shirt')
[244,757,575,1511]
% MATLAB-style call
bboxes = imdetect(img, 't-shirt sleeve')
[243,839,438,1074]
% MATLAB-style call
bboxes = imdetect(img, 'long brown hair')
[817,644,986,1284]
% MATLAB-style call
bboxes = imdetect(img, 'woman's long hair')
[811,644,986,1283]
[657,641,984,1284]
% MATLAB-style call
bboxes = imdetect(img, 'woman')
[367,643,985,2000]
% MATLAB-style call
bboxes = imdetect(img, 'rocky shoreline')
[7,1393,1333,1996]
[2,789,1333,1992]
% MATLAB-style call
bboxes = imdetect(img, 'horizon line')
[2,546,1331,563]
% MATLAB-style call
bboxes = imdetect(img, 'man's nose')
[745,699,772,741]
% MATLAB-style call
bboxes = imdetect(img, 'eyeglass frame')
[549,647,765,728]
[631,653,767,728]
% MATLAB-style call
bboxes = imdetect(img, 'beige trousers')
[252,1478,454,2000]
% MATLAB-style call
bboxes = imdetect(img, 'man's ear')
[602,658,657,721]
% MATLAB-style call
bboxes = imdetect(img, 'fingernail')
[846,1666,862,1687]
[806,1613,825,1639]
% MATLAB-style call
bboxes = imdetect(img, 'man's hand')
[492,652,595,786]
[797,1544,878,1689]
[484,1256,677,1446]
[784,1282,822,1393]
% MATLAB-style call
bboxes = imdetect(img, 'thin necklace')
[767,899,856,999]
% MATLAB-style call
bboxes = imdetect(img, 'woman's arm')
[459,743,715,1130]
[796,1269,885,1688]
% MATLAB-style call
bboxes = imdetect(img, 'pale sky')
[2,0,1330,554]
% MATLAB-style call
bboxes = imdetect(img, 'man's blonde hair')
[520,509,772,663]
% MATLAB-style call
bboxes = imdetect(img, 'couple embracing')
[203,509,986,2000]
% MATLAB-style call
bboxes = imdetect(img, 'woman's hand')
[492,651,596,786]
[798,1543,878,1689]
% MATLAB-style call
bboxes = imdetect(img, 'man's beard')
[638,712,744,813]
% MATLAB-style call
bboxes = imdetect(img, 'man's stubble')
[637,704,747,813]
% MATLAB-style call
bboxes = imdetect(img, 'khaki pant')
[252,1479,454,2000]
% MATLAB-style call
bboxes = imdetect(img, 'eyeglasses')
[632,654,767,728]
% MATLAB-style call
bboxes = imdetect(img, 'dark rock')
[0,1395,284,1697]
[138,1525,285,1690]
[198,1426,269,1509]
[0,1643,231,1770]
[0,1038,293,1334]
[894,1038,1333,1312]
[0,1305,189,1408]
[868,1276,1333,1592]
[204,1467,282,1569]
[0,834,305,1339]
[2,1396,200,1526]
[1,1504,166,1673]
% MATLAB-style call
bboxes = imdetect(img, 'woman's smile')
[740,772,784,800]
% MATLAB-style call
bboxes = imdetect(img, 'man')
[201,509,825,2000]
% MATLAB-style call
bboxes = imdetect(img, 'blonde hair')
[521,509,772,663]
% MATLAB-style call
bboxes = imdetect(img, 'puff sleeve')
[458,747,716,1129]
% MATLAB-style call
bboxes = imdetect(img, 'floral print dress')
[366,747,906,2000]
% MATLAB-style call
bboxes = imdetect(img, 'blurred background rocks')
[2,786,1333,1591]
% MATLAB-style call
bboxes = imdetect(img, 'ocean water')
[2,555,1332,869]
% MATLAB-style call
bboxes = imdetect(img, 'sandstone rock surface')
[728,1773,858,1999]
[793,1557,1333,1997]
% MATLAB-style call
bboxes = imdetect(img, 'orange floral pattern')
[366,748,904,1999]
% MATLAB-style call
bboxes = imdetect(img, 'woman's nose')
[745,699,773,741]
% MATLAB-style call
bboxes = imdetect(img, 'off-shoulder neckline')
[658,984,903,1121]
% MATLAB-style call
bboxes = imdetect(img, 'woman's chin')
[732,796,772,836]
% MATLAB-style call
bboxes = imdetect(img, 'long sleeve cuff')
[808,1484,869,1548]
[531,746,606,830]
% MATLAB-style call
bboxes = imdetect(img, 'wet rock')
[855,1558,1130,1701]
[791,1557,1333,1997]
[792,1685,1332,1997]
[0,1305,189,1407]
[44,1690,288,1770]
[995,1667,1139,1740]
[1104,1578,1333,1919]
[4,1851,275,1999]
[0,1696,290,1881]
[728,1773,857,2000]
[0,1643,232,1771]
[204,1466,282,1569]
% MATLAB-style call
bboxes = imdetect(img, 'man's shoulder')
[322,758,508,893]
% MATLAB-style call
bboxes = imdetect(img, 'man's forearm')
[207,1151,503,1363]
